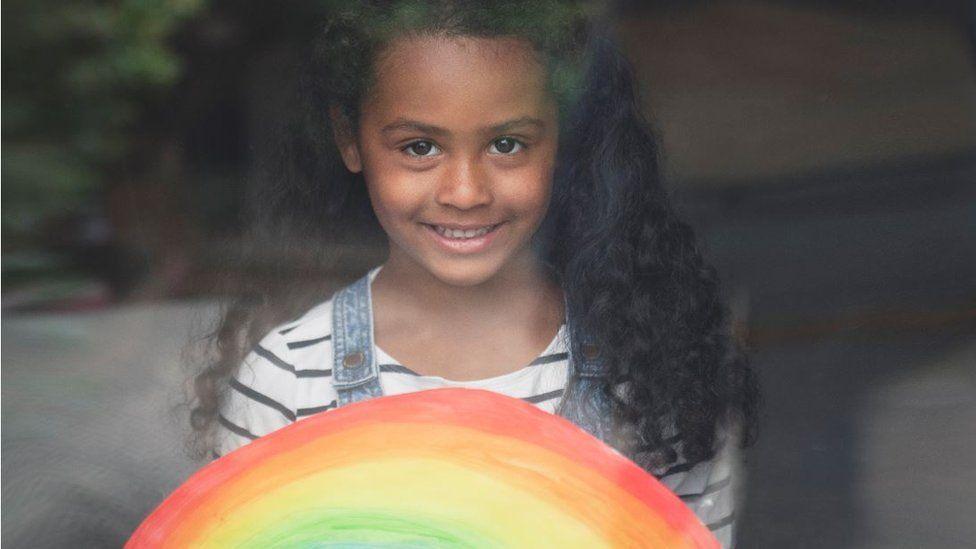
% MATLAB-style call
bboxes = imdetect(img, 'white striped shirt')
[216,287,740,547]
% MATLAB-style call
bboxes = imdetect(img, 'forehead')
[363,34,554,127]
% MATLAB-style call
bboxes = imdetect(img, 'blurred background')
[3,0,974,546]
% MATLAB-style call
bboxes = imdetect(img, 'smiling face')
[335,34,559,287]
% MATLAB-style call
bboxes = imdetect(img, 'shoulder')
[250,295,337,379]
[274,296,335,345]
[216,294,339,455]
[231,294,337,409]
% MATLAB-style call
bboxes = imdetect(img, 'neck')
[372,248,563,327]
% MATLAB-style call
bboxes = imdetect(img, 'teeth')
[434,225,494,239]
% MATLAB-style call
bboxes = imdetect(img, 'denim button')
[343,351,365,367]
[582,343,599,360]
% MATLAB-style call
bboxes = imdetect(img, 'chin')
[424,259,504,288]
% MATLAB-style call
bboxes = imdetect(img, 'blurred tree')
[2,0,204,245]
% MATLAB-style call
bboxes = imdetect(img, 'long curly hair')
[189,0,759,472]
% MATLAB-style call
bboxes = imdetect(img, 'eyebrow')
[380,116,546,136]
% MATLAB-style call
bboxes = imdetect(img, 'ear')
[330,105,363,173]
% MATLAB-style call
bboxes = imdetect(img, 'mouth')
[421,222,504,253]
[427,223,502,239]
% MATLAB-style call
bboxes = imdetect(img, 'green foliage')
[2,0,205,240]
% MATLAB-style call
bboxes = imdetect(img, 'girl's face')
[336,34,559,287]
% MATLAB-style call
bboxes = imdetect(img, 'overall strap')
[331,272,384,407]
[555,337,616,445]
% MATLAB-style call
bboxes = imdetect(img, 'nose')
[434,155,493,210]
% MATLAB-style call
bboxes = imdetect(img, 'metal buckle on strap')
[574,342,608,378]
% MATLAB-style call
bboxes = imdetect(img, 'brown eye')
[489,137,524,155]
[403,140,440,157]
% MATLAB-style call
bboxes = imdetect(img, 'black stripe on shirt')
[254,345,295,373]
[380,363,421,376]
[528,352,568,366]
[297,401,338,417]
[658,461,695,479]
[230,378,295,422]
[679,475,731,501]
[278,325,298,335]
[218,414,257,440]
[522,388,564,404]
[287,335,332,350]
[295,368,332,378]
[706,512,735,531]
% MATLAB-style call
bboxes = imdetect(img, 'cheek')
[491,171,552,228]
[511,155,557,218]
[366,179,424,226]
[360,152,426,223]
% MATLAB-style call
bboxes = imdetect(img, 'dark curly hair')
[189,0,759,472]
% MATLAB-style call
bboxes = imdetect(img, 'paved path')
[2,303,208,547]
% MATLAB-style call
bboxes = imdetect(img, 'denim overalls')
[329,271,616,444]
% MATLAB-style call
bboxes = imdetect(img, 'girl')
[190,1,759,546]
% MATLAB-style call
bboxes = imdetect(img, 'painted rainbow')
[128,388,718,548]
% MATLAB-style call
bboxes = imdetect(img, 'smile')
[431,224,499,239]
[422,222,504,254]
